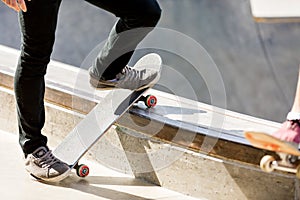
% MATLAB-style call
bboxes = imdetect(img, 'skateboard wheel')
[76,164,89,177]
[260,155,275,173]
[145,95,157,108]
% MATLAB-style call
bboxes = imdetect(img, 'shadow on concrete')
[47,174,155,200]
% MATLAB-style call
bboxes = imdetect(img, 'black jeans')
[16,0,161,155]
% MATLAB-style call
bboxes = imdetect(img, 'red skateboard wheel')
[76,164,89,177]
[145,95,157,108]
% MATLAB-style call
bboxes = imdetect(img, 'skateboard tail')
[245,132,282,151]
[245,131,300,156]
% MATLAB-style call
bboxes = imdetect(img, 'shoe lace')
[36,150,60,169]
[121,66,146,81]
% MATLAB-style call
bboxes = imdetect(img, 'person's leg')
[273,66,300,143]
[16,0,70,182]
[86,0,161,80]
[16,0,61,155]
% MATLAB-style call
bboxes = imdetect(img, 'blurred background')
[1,0,300,123]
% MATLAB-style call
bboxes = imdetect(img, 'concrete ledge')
[1,45,299,199]
[250,0,300,20]
[249,0,300,23]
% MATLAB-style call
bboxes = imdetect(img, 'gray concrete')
[1,0,300,123]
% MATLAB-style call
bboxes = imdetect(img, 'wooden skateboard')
[53,53,162,180]
[245,131,300,178]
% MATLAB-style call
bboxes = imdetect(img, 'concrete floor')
[0,130,202,200]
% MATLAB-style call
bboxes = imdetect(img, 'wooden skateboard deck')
[53,53,162,179]
[245,131,300,178]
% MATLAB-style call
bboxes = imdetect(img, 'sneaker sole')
[90,73,160,92]
[30,169,71,183]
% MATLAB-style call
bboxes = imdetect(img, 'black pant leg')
[16,0,62,155]
[86,0,162,79]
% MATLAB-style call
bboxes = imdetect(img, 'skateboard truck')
[260,153,300,178]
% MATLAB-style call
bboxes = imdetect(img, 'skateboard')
[245,131,300,178]
[52,53,162,180]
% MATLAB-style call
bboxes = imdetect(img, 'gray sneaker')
[25,147,70,182]
[89,66,159,91]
